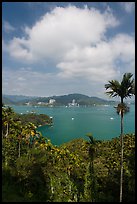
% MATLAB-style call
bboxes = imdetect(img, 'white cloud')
[3,21,15,33]
[57,33,135,82]
[4,6,119,62]
[121,2,135,13]
[5,37,33,61]
[3,5,135,97]
[2,67,56,96]
[110,34,135,62]
[2,66,110,97]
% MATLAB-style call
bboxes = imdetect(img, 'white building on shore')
[37,102,47,105]
[49,99,56,105]
[68,99,79,107]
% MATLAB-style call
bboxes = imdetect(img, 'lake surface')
[11,104,135,146]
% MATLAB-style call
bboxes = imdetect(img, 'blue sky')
[2,2,135,99]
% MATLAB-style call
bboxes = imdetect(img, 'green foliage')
[2,106,135,202]
[14,112,53,127]
[105,72,135,202]
[105,72,135,101]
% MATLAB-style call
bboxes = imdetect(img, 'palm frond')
[105,80,121,97]
[105,73,135,100]
[121,73,135,99]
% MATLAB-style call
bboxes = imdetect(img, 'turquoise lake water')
[11,105,135,146]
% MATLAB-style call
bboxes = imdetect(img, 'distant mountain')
[19,93,108,106]
[2,96,15,105]
[2,94,37,105]
[3,94,37,102]
[51,93,112,106]
[52,93,90,105]
[2,93,116,106]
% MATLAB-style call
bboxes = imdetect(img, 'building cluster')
[68,99,79,107]
[25,99,56,107]
[25,98,79,107]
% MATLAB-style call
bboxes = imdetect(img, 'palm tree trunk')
[91,152,96,202]
[120,110,124,202]
[5,123,9,138]
[19,141,21,158]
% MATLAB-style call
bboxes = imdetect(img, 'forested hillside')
[2,93,116,106]
[2,105,135,202]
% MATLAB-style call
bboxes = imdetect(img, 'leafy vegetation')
[2,105,135,202]
[105,72,135,202]
[14,113,53,127]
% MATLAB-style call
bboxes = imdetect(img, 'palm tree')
[86,133,96,202]
[2,106,15,138]
[105,73,135,202]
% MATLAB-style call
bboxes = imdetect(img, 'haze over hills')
[2,95,37,105]
[2,94,37,102]
[2,93,118,106]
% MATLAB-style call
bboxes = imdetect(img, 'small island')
[14,112,53,127]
